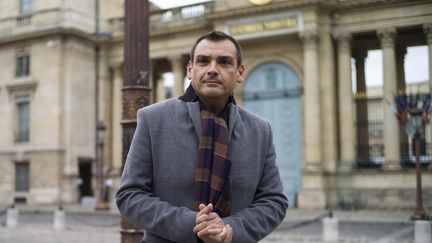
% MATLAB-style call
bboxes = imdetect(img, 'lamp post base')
[411,209,429,220]
[95,201,110,210]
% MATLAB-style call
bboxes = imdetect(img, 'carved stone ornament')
[423,23,432,44]
[335,32,352,52]
[299,31,318,47]
[377,28,397,49]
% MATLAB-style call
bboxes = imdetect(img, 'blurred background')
[0,0,431,242]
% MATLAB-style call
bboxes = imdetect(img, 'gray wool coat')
[116,97,288,243]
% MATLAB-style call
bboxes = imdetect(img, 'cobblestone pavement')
[0,207,428,243]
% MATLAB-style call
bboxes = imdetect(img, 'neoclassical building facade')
[0,0,431,209]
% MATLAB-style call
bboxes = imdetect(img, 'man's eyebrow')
[218,55,234,60]
[195,54,209,59]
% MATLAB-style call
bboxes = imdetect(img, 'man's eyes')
[219,59,232,65]
[197,58,209,64]
[195,57,233,65]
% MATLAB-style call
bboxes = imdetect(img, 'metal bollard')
[323,216,339,242]
[54,206,66,230]
[415,220,431,243]
[6,206,18,228]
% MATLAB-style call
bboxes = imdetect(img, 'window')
[15,162,30,192]
[16,50,30,77]
[20,0,34,14]
[16,95,30,142]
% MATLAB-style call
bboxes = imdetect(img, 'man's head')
[187,31,245,104]
[190,30,243,67]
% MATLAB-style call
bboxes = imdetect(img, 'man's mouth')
[203,79,222,84]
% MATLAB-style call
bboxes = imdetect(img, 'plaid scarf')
[192,109,232,218]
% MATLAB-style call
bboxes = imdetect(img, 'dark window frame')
[15,50,30,77]
[15,161,30,192]
[15,95,30,143]
[20,0,34,14]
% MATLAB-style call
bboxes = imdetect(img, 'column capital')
[352,49,368,62]
[377,28,397,48]
[423,23,432,44]
[110,61,123,70]
[299,30,318,46]
[334,32,352,52]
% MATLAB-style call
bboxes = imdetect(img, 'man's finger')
[224,225,233,243]
[193,221,208,234]
[195,213,209,225]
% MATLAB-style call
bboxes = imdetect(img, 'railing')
[354,93,432,168]
[108,1,214,35]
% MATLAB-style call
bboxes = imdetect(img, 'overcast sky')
[364,46,428,87]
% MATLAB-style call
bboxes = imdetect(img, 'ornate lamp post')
[95,121,109,210]
[391,94,430,220]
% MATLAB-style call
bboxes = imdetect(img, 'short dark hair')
[190,30,243,66]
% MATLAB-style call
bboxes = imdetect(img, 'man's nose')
[207,61,218,76]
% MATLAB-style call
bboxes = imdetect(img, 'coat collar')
[186,100,239,141]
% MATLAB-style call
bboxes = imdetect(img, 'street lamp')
[409,108,427,220]
[392,94,430,220]
[95,121,109,210]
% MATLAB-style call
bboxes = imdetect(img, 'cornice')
[0,27,98,46]
[150,22,213,37]
[332,0,429,11]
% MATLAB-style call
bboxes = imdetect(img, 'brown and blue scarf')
[192,109,232,218]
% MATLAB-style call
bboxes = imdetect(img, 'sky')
[364,46,428,87]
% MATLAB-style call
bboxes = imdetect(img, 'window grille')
[15,50,30,77]
[15,96,30,142]
[15,162,30,192]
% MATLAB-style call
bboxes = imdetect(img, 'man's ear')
[186,61,192,80]
[237,64,245,84]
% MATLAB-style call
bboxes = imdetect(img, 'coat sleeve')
[115,108,197,243]
[223,121,289,243]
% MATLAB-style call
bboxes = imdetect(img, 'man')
[116,30,288,243]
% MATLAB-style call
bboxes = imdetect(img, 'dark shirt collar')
[179,84,235,123]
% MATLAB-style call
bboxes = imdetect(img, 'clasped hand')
[193,203,233,243]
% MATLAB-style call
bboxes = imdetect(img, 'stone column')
[111,64,123,173]
[301,31,322,170]
[319,31,337,172]
[424,24,432,92]
[335,32,355,208]
[156,76,165,102]
[378,28,400,169]
[396,46,409,161]
[353,50,369,164]
[336,33,355,169]
[423,24,432,144]
[169,54,185,97]
[297,31,326,208]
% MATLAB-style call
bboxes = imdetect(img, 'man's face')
[187,39,245,100]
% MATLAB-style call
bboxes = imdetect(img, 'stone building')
[0,0,431,210]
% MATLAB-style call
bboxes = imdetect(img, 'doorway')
[243,61,303,207]
[78,159,93,199]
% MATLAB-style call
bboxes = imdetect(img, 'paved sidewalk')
[0,204,430,243]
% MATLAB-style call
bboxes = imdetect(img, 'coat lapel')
[228,103,239,141]
[187,102,201,137]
